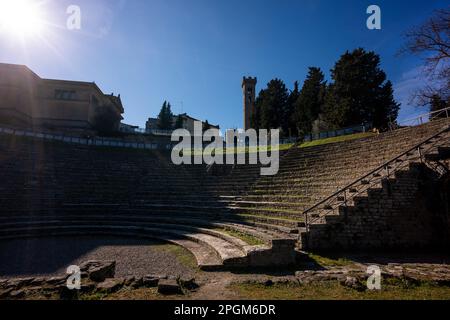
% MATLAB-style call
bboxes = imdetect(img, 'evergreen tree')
[157,101,174,130]
[251,90,264,130]
[284,81,300,137]
[93,107,122,136]
[373,81,400,129]
[323,48,400,129]
[166,102,174,127]
[294,67,326,135]
[255,79,289,131]
[174,114,184,129]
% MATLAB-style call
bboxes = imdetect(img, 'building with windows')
[0,63,124,132]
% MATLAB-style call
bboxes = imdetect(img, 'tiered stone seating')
[0,118,449,267]
[225,119,450,224]
[0,135,297,269]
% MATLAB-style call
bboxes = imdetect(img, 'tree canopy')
[157,101,174,130]
[294,67,326,135]
[401,8,449,110]
[323,48,400,129]
[93,107,121,136]
[252,49,399,136]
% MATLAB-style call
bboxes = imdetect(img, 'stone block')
[80,260,116,282]
[157,279,183,295]
[97,278,124,293]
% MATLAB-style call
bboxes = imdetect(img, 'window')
[54,89,76,100]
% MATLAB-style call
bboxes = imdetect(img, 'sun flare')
[0,0,46,37]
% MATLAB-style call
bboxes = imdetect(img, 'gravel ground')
[0,236,196,279]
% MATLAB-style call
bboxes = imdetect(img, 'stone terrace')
[0,118,449,269]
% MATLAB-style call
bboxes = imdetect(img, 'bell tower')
[242,76,257,130]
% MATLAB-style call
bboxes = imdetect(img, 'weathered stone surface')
[59,286,79,300]
[142,277,159,288]
[80,260,116,282]
[157,279,183,295]
[305,159,450,251]
[130,277,144,289]
[0,288,14,298]
[340,276,365,291]
[97,278,124,293]
[9,289,25,298]
[0,279,9,288]
[124,276,135,287]
[30,278,46,286]
[46,276,67,285]
[80,283,96,293]
[5,277,34,289]
[295,263,450,286]
[178,276,198,290]
[263,279,274,287]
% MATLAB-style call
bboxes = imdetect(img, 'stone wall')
[305,163,450,250]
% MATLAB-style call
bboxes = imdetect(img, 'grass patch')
[299,132,375,148]
[229,280,450,300]
[215,228,265,246]
[239,213,304,222]
[307,253,353,267]
[177,144,293,156]
[249,207,304,214]
[153,243,198,270]
[81,287,186,300]
[80,291,109,301]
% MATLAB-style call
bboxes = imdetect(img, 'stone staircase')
[300,122,450,250]
[0,118,450,268]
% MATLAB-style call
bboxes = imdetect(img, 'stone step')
[0,209,301,234]
[0,222,250,266]
[0,212,297,241]
[0,221,297,267]
[0,224,223,269]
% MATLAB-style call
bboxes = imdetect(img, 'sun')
[0,0,46,37]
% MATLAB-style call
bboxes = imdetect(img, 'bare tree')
[400,8,449,107]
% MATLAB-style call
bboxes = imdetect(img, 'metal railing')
[391,106,450,129]
[0,127,174,150]
[303,124,369,142]
[0,125,299,152]
[302,124,450,229]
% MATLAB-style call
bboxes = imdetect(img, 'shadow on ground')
[0,235,196,279]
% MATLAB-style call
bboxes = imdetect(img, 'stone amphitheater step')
[1,118,449,258]
[0,204,303,232]
[0,216,299,267]
[228,194,312,202]
[59,202,308,221]
[0,226,223,270]
[227,200,308,209]
[0,212,299,242]
[0,222,249,268]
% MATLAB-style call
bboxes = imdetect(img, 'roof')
[120,123,139,129]
[178,113,220,129]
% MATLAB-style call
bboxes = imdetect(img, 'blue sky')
[0,0,447,129]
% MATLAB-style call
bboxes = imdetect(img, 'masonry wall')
[305,163,450,250]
